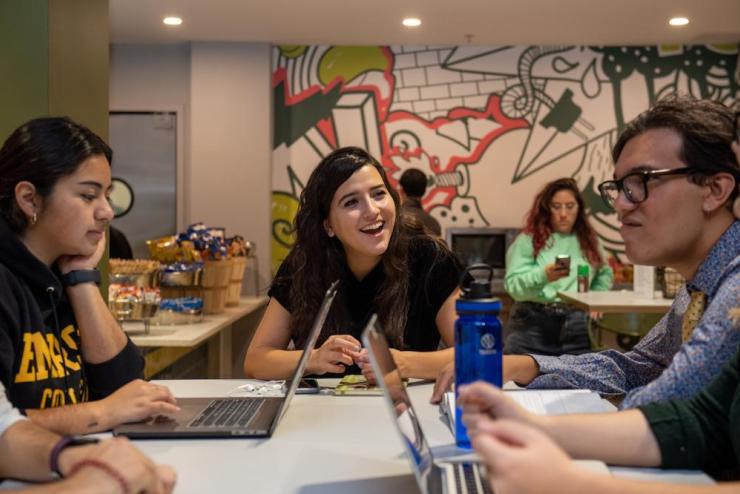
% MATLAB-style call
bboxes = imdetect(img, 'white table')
[123,297,268,378]
[558,290,673,349]
[558,290,673,314]
[122,379,712,493]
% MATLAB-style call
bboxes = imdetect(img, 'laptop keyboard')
[452,463,493,494]
[188,398,265,429]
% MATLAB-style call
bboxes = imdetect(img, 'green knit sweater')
[504,232,613,303]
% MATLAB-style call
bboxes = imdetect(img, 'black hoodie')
[0,217,144,411]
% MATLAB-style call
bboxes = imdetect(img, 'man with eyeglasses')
[432,95,740,409]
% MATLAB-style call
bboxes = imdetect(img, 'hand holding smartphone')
[555,254,571,274]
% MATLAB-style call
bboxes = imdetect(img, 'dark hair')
[399,168,428,198]
[613,94,739,206]
[0,117,112,233]
[278,146,411,348]
[522,177,604,267]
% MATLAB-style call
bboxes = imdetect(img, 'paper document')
[442,388,607,430]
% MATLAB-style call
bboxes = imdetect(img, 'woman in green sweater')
[504,177,613,355]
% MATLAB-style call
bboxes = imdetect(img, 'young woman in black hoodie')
[0,117,179,435]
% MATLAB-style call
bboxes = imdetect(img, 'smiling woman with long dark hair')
[244,147,461,380]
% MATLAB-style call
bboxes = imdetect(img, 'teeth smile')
[361,222,384,232]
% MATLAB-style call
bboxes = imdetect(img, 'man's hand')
[471,417,584,494]
[459,381,539,435]
[60,436,177,494]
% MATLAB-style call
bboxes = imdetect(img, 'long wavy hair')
[279,147,411,348]
[522,177,604,267]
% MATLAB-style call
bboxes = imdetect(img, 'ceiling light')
[163,16,183,26]
[668,17,689,27]
[402,17,421,28]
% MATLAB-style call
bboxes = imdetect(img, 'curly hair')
[522,177,604,267]
[277,147,411,349]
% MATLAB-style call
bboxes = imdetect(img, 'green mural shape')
[273,80,342,148]
[593,45,739,131]
[271,191,300,274]
[279,45,307,59]
[318,46,388,86]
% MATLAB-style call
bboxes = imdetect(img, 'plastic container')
[454,264,502,448]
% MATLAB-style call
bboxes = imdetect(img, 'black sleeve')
[85,337,144,400]
[267,260,293,312]
[0,277,22,392]
[417,238,463,311]
[637,349,739,475]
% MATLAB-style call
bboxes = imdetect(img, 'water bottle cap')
[460,263,494,300]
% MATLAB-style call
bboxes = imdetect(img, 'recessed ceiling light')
[668,17,689,27]
[402,17,422,28]
[163,16,183,26]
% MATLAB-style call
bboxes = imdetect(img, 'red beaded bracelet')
[67,459,130,494]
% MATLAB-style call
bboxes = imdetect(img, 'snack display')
[109,285,161,321]
[154,297,204,325]
[144,222,250,314]
[109,259,161,287]
[159,262,203,287]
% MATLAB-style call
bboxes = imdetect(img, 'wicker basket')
[226,257,247,306]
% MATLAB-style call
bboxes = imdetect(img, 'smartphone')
[294,378,320,394]
[555,254,571,272]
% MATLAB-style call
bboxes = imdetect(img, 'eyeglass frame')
[597,166,694,208]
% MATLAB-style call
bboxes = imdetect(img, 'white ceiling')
[110,0,740,46]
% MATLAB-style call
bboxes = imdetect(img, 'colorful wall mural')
[271,44,739,271]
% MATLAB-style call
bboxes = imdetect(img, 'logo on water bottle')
[480,333,496,353]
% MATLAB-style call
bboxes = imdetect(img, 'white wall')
[190,42,272,290]
[110,42,273,289]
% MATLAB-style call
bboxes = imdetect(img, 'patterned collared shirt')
[529,221,740,409]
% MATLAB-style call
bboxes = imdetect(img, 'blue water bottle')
[454,264,503,448]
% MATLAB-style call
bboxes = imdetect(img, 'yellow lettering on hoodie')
[14,328,81,383]
[14,333,37,383]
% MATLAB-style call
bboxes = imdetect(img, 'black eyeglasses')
[597,167,693,208]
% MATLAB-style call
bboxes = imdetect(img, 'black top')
[0,217,144,410]
[109,225,134,260]
[402,198,442,237]
[269,236,462,374]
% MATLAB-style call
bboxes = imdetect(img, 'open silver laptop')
[114,281,338,439]
[362,314,493,494]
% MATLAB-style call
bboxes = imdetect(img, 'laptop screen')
[270,280,339,433]
[362,314,435,490]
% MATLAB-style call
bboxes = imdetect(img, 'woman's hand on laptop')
[307,335,361,375]
[93,379,180,431]
[458,381,539,436]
